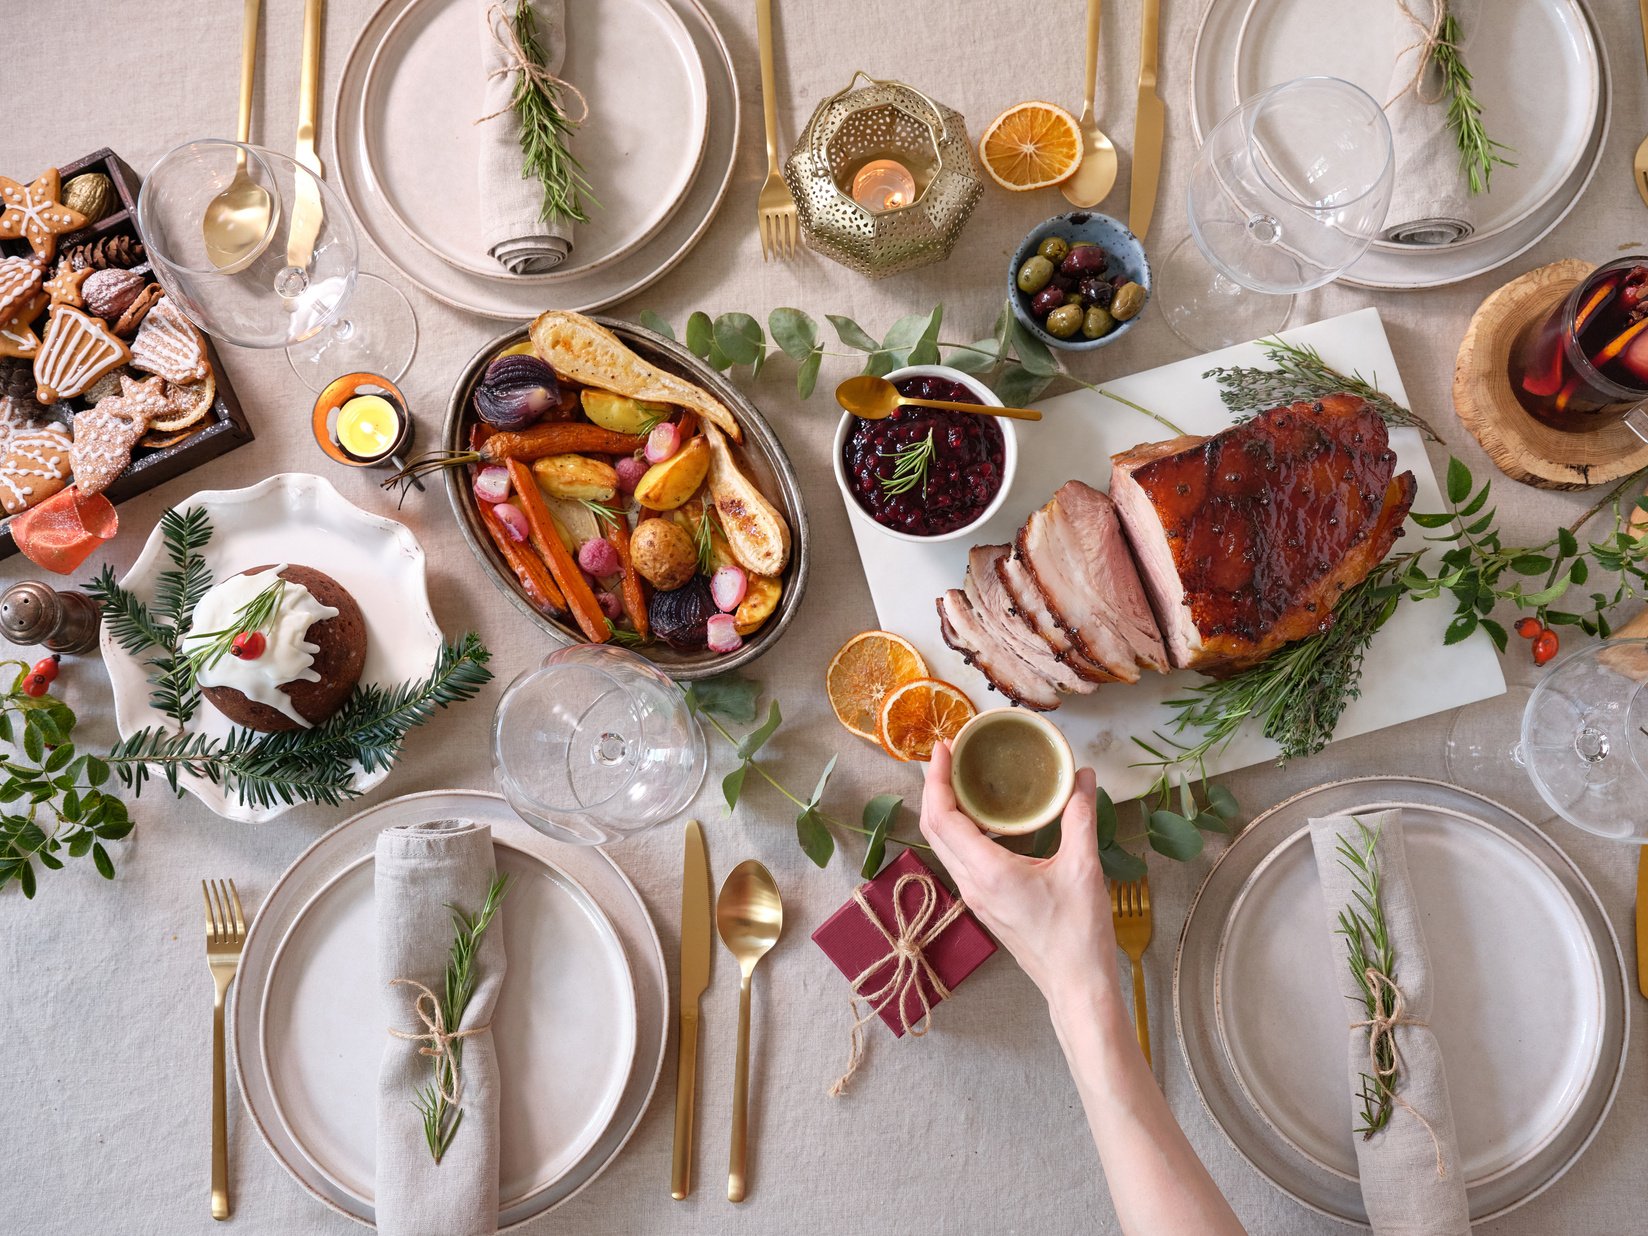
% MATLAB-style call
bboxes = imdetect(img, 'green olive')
[1016,255,1055,294]
[1036,236,1071,264]
[1111,281,1147,322]
[1063,292,1085,309]
[1045,303,1083,339]
[1082,305,1117,339]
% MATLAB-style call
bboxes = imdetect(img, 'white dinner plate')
[234,791,670,1229]
[100,473,443,824]
[1190,0,1611,289]
[361,0,708,281]
[260,840,637,1207]
[1176,777,1628,1226]
[333,0,738,319]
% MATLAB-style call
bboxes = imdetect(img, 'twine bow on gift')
[828,872,967,1098]
[475,2,590,127]
[386,977,492,1106]
[1351,966,1448,1179]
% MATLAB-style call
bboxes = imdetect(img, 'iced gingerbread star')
[43,262,91,309]
[0,169,88,263]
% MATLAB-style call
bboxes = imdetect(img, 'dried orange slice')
[878,678,976,762]
[826,630,928,742]
[978,101,1084,191]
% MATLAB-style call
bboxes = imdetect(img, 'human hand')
[918,741,1117,1007]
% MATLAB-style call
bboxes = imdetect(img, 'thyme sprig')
[1203,338,1440,442]
[506,0,596,225]
[1434,12,1516,196]
[877,430,936,499]
[182,578,287,674]
[415,874,511,1163]
[1333,816,1398,1137]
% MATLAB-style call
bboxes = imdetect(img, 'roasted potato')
[735,574,781,635]
[581,389,670,435]
[531,453,618,502]
[629,518,698,590]
[633,436,709,511]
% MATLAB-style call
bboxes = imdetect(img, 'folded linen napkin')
[376,820,507,1236]
[479,0,574,273]
[1308,809,1470,1236]
[1380,0,1474,246]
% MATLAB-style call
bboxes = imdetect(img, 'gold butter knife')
[1637,849,1647,999]
[1129,0,1165,241]
[671,820,713,1198]
[287,0,326,272]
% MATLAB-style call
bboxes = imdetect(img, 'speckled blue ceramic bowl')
[1008,211,1151,352]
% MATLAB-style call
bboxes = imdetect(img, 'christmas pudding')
[180,563,367,732]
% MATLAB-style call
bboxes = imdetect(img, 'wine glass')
[492,645,707,846]
[136,139,417,391]
[1442,682,1561,825]
[1519,639,1648,843]
[1159,76,1394,352]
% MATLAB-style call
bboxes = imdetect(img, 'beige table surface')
[3,1,1647,1232]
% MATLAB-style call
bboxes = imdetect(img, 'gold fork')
[1111,875,1153,1068]
[1636,0,1648,208]
[755,0,797,260]
[203,879,247,1221]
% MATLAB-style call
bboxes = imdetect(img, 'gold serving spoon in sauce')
[715,859,783,1204]
[836,375,1044,423]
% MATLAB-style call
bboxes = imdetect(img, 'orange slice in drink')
[878,678,977,762]
[978,102,1083,192]
[827,630,928,742]
[1590,316,1648,368]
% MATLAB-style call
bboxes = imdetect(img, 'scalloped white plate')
[100,473,442,823]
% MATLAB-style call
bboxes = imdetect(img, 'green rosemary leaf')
[877,430,935,499]
[183,579,287,674]
[507,0,596,225]
[1433,14,1516,196]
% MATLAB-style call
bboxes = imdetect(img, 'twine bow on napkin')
[829,872,967,1097]
[475,1,589,128]
[1387,0,1453,109]
[1350,966,1447,1179]
[386,977,492,1106]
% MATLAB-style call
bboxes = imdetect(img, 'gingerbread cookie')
[0,256,45,322]
[71,375,164,496]
[43,261,92,310]
[129,295,208,384]
[0,395,72,515]
[33,306,131,402]
[0,169,89,263]
[0,293,46,360]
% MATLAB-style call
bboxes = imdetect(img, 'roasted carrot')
[480,503,565,615]
[505,457,610,642]
[606,515,650,642]
[483,422,643,462]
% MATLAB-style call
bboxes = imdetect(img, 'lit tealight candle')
[335,394,403,462]
[851,159,917,213]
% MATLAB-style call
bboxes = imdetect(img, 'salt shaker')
[0,581,101,655]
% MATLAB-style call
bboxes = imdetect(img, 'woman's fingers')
[920,742,1021,879]
[1057,769,1100,865]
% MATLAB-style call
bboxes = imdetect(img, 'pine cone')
[0,357,34,402]
[65,235,147,271]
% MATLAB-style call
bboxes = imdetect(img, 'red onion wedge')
[492,502,529,542]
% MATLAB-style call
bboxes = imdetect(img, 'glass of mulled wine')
[1508,258,1648,436]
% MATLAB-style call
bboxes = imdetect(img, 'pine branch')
[86,566,174,655]
[153,507,213,629]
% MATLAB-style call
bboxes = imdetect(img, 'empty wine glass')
[492,645,707,846]
[136,139,416,391]
[1520,639,1648,843]
[1160,76,1394,352]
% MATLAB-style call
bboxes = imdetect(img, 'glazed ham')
[1109,395,1416,675]
[963,546,1099,696]
[936,589,1062,711]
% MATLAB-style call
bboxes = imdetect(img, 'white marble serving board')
[846,308,1507,802]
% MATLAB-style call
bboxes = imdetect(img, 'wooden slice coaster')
[1453,258,1648,491]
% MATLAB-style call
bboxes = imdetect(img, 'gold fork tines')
[203,879,247,1221]
[1111,875,1154,1068]
[755,0,798,261]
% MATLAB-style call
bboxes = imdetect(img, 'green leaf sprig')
[1433,12,1516,196]
[877,430,936,499]
[182,578,287,674]
[683,674,925,878]
[414,873,511,1163]
[1202,338,1441,442]
[505,0,596,225]
[1333,816,1398,1138]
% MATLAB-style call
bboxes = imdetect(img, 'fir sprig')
[1333,816,1398,1137]
[507,0,595,226]
[415,874,510,1163]
[1434,13,1515,196]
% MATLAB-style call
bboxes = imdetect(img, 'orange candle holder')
[312,372,421,490]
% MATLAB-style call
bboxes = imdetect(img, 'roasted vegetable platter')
[436,313,809,678]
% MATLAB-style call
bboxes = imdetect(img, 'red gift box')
[812,848,996,1038]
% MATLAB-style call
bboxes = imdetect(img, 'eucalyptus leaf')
[1204,782,1239,820]
[684,674,760,724]
[1095,787,1118,848]
[1147,810,1204,860]
[737,700,783,761]
[768,307,818,360]
[1008,319,1059,377]
[909,305,944,366]
[996,364,1052,407]
[796,807,834,867]
[684,311,713,358]
[943,340,1001,374]
[827,314,880,352]
[1099,844,1148,882]
[635,309,675,340]
[797,348,823,399]
[807,753,838,809]
[1031,820,1062,858]
[723,762,749,812]
[860,793,902,878]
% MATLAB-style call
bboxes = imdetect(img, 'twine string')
[1350,966,1447,1179]
[386,977,492,1106]
[476,2,590,127]
[1386,0,1455,108]
[828,872,966,1097]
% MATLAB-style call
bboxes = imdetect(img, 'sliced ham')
[936,590,1061,711]
[994,548,1117,684]
[963,545,1098,697]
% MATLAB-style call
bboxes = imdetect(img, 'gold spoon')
[836,374,1044,422]
[715,859,783,1204]
[1060,0,1119,209]
[203,0,276,273]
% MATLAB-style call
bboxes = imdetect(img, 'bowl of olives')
[1009,212,1150,351]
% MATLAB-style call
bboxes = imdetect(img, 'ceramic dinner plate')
[361,0,708,281]
[1176,777,1628,1226]
[334,0,738,318]
[234,791,669,1229]
[260,841,637,1207]
[100,473,442,824]
[1190,0,1610,289]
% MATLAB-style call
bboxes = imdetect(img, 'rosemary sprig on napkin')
[1333,817,1398,1137]
[1434,13,1516,196]
[508,0,595,225]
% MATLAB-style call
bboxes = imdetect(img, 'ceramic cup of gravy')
[948,708,1076,835]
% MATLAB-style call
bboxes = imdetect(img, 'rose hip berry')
[1514,617,1541,639]
[1532,628,1559,666]
[20,656,57,697]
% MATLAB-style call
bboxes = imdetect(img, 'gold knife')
[1129,0,1165,241]
[287,0,326,271]
[1637,849,1648,999]
[671,819,712,1198]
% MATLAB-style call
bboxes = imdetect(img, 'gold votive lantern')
[783,71,984,279]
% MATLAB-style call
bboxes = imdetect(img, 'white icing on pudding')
[181,565,339,728]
